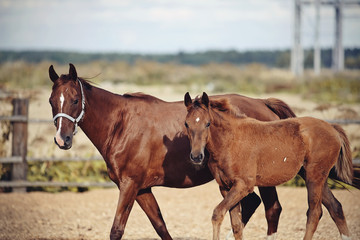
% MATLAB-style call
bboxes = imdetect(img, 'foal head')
[184,92,211,165]
[48,64,85,150]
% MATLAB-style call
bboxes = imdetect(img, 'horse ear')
[184,92,192,108]
[69,63,78,80]
[49,65,59,82]
[201,92,209,108]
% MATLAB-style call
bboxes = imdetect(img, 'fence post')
[11,98,28,192]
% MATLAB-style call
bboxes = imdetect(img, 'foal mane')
[193,96,246,120]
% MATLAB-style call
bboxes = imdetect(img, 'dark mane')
[123,92,164,102]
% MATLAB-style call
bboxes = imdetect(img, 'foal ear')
[184,92,192,108]
[69,63,78,80]
[49,65,59,82]
[201,92,209,108]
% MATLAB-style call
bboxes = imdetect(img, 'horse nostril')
[65,136,71,144]
[190,153,203,163]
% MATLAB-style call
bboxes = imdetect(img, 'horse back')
[213,94,281,121]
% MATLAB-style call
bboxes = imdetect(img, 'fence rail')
[1,98,360,191]
[0,180,115,188]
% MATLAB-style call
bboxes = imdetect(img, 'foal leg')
[213,181,252,240]
[136,188,172,240]
[110,180,138,240]
[304,181,324,240]
[220,187,259,239]
[321,183,350,239]
[259,187,282,240]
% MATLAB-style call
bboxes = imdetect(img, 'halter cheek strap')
[53,79,85,135]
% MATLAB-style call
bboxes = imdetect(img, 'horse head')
[48,63,85,150]
[184,92,211,165]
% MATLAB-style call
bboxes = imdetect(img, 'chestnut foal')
[184,92,353,240]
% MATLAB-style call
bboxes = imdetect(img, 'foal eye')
[73,99,79,104]
[185,122,189,128]
[206,122,210,128]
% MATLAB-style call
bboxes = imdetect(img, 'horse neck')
[79,85,125,154]
[207,109,234,156]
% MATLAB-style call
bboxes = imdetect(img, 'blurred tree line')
[0,48,359,68]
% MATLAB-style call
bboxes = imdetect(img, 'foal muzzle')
[190,151,204,164]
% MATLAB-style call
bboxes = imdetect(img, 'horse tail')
[263,98,296,119]
[331,124,354,186]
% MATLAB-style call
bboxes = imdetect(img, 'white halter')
[53,78,85,135]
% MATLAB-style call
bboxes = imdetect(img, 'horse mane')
[193,96,246,119]
[123,92,164,102]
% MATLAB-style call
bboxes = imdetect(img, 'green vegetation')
[1,60,359,103]
[27,161,110,192]
[1,48,360,68]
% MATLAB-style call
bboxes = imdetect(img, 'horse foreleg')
[110,180,138,240]
[136,188,172,240]
[259,186,282,240]
[321,183,351,239]
[219,187,242,239]
[213,181,251,240]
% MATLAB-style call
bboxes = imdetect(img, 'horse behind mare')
[184,92,353,240]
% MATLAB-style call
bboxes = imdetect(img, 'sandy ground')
[0,183,359,240]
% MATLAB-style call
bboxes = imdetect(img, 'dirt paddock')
[0,182,359,240]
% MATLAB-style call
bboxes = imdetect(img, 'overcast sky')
[0,0,359,53]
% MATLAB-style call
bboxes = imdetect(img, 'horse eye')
[185,122,189,128]
[73,99,79,104]
[54,119,57,126]
[206,122,210,128]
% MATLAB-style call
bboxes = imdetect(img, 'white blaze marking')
[60,93,65,108]
[58,93,65,130]
[55,93,65,146]
[196,117,200,122]
[283,157,287,162]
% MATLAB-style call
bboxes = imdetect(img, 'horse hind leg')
[259,186,282,240]
[322,183,351,239]
[304,180,324,240]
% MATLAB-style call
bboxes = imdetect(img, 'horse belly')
[255,148,304,187]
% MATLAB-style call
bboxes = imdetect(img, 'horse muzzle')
[54,134,72,150]
[190,151,204,165]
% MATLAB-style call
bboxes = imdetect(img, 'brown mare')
[184,92,353,240]
[48,64,297,240]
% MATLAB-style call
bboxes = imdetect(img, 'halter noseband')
[53,78,85,135]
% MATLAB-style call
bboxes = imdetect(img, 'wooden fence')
[0,98,114,192]
[0,98,359,192]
